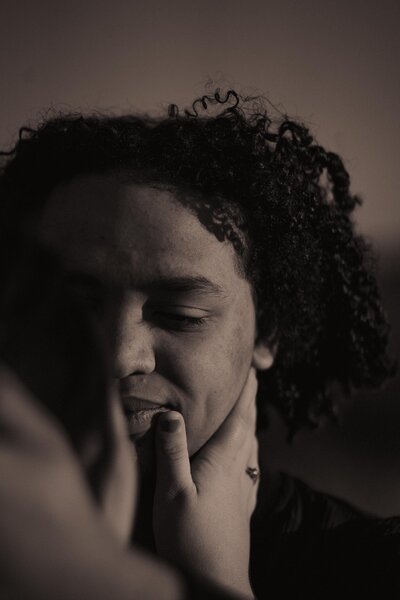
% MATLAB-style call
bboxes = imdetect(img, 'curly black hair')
[0,90,395,438]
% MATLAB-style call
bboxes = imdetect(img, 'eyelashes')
[151,312,209,331]
[66,284,212,332]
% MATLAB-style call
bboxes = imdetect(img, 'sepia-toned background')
[1,0,399,514]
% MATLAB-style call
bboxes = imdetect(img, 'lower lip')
[124,406,170,437]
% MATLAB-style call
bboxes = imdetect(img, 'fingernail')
[160,418,180,433]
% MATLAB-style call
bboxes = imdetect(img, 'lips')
[122,396,169,411]
[121,396,171,438]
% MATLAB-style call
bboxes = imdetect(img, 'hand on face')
[0,368,195,600]
[0,366,137,563]
[153,368,259,599]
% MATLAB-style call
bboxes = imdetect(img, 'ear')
[252,339,275,371]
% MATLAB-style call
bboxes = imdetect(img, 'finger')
[203,368,258,462]
[235,367,258,426]
[98,392,138,543]
[107,388,137,474]
[246,381,257,434]
[246,436,259,482]
[238,388,258,461]
[155,411,195,501]
[245,437,260,513]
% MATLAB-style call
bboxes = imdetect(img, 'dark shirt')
[250,472,400,596]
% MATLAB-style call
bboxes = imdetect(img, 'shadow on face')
[38,172,274,472]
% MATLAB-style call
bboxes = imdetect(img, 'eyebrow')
[145,276,227,298]
[65,271,226,298]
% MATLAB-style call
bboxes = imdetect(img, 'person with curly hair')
[0,90,398,596]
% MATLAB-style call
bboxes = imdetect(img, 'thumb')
[155,411,195,501]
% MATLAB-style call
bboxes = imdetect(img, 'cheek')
[156,318,255,456]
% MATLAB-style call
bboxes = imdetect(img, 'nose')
[112,303,156,379]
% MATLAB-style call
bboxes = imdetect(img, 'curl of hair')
[0,89,395,438]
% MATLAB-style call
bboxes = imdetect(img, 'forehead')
[39,174,244,292]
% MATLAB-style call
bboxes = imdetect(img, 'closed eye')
[149,310,209,331]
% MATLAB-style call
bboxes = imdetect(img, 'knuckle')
[162,440,186,461]
[166,484,191,504]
